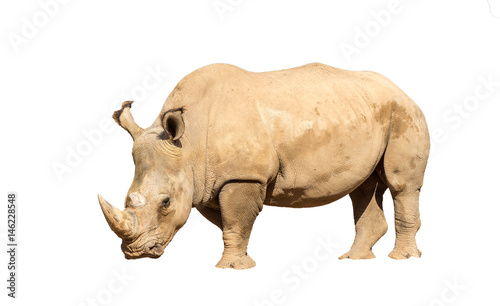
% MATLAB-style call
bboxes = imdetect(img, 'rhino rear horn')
[98,194,136,240]
[113,101,144,140]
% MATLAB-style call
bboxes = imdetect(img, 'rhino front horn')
[98,194,136,240]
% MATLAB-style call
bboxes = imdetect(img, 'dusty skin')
[98,63,430,269]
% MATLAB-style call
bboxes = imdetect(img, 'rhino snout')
[121,240,165,259]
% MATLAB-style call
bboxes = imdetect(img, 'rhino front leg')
[196,204,223,230]
[216,181,264,269]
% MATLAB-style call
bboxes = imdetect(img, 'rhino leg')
[339,174,388,260]
[215,181,264,269]
[380,106,429,259]
[196,204,223,230]
[387,189,422,259]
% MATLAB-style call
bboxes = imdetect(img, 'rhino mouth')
[122,240,165,259]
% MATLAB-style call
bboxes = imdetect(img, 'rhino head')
[98,101,193,259]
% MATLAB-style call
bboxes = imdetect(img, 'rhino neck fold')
[154,140,182,159]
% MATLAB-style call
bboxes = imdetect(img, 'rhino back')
[162,63,416,207]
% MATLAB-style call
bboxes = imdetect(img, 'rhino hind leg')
[339,174,388,260]
[387,189,423,259]
[383,171,425,259]
[215,181,265,269]
[379,106,430,259]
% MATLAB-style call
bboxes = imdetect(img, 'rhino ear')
[162,109,185,141]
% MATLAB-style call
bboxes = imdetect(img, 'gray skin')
[98,63,430,269]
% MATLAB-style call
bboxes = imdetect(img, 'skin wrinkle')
[99,63,430,267]
[203,91,215,204]
[133,143,180,160]
[255,102,281,185]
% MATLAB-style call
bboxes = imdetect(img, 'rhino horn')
[98,194,136,239]
[112,101,143,139]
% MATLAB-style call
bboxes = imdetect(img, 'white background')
[1,0,499,305]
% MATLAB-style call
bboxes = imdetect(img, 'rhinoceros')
[98,63,430,269]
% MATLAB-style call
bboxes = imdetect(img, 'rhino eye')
[162,198,170,207]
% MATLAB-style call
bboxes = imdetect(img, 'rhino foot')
[338,248,376,260]
[388,246,422,259]
[215,253,256,269]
